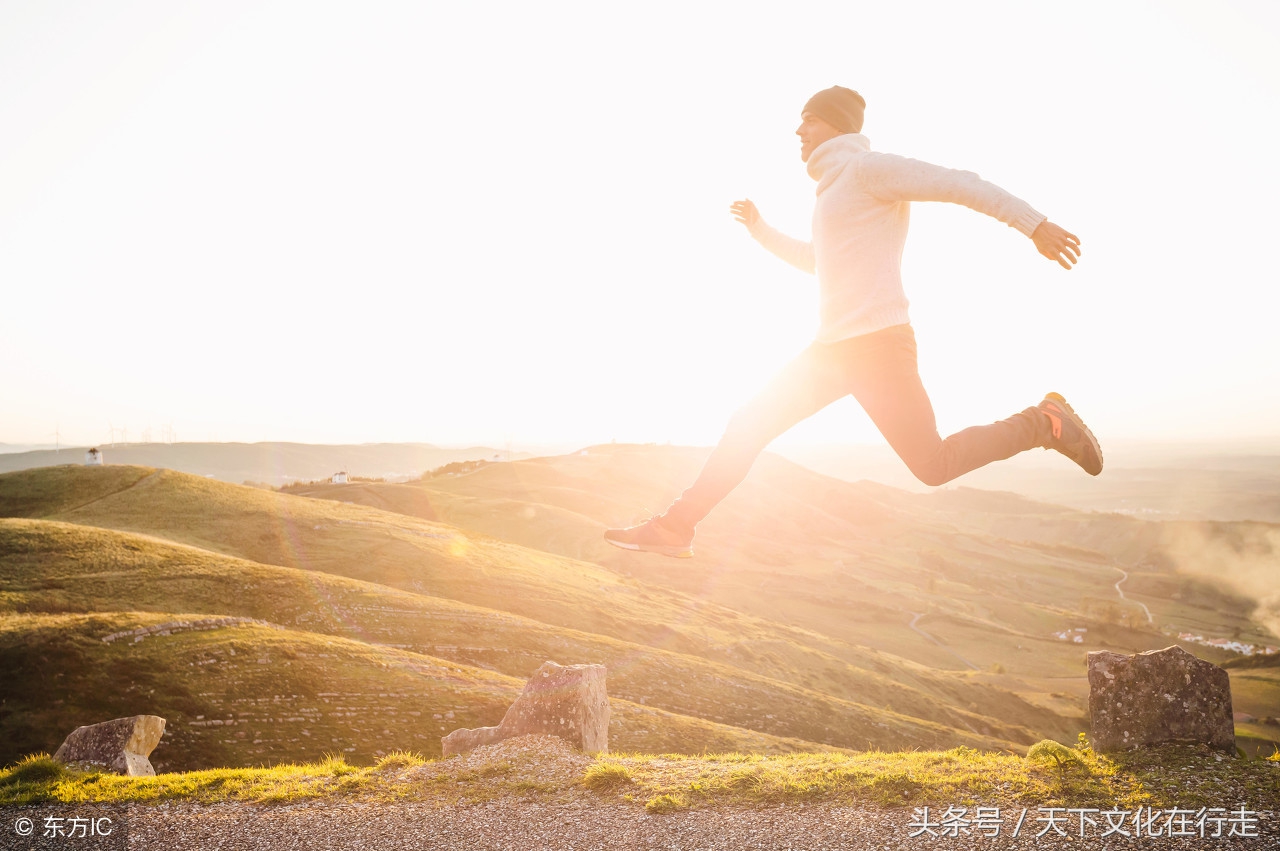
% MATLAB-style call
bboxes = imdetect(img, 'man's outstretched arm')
[1030,220,1081,270]
[730,198,816,274]
[860,153,1081,270]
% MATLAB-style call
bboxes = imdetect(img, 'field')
[1,446,1278,775]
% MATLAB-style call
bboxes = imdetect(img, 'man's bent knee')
[906,460,952,488]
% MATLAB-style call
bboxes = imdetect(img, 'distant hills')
[0,442,524,487]
[1,447,1277,772]
[4,438,1278,523]
[0,444,57,455]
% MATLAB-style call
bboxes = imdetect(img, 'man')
[605,85,1100,558]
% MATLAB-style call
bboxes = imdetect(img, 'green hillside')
[0,466,1074,722]
[1,611,832,770]
[1,611,512,770]
[301,445,1153,674]
[292,444,1280,742]
[1,452,1275,772]
[0,518,1053,758]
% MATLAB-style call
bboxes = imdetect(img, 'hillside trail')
[907,612,979,671]
[54,469,162,518]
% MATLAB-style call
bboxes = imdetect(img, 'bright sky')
[3,0,1278,451]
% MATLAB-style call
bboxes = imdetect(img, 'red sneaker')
[1038,393,1103,476]
[603,516,694,558]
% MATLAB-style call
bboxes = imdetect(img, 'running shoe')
[1038,392,1103,476]
[603,516,694,558]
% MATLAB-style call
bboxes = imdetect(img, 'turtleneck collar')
[806,133,871,182]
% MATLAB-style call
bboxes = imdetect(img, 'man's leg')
[663,342,854,531]
[604,342,850,555]
[849,325,1100,483]
[845,325,1055,486]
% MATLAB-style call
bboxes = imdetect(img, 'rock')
[1088,646,1234,753]
[52,715,167,776]
[442,662,608,757]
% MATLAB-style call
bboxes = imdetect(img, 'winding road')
[1113,567,1153,624]
[907,611,980,671]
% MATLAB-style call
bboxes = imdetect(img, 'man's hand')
[730,199,760,228]
[1031,220,1081,270]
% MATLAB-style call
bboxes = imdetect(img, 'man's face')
[796,112,845,163]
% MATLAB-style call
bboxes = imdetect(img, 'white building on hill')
[1053,627,1086,644]
[332,471,348,484]
[85,448,103,466]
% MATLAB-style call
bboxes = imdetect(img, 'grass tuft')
[316,754,357,776]
[375,751,427,771]
[582,761,632,792]
[1,753,69,787]
[1026,739,1088,775]
[645,793,686,814]
[865,771,921,805]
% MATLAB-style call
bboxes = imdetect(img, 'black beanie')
[802,86,866,134]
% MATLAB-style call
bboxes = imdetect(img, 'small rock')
[442,662,607,757]
[52,715,167,776]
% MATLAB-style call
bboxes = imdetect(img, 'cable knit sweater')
[747,133,1046,343]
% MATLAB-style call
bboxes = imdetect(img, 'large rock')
[442,662,608,757]
[1088,646,1234,753]
[52,715,167,776]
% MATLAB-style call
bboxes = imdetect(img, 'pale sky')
[3,0,1278,452]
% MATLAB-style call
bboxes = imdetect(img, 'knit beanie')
[802,86,866,134]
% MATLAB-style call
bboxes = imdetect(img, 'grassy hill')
[293,449,1242,667]
[1,450,1276,773]
[2,611,837,771]
[290,445,1280,745]
[0,518,1051,760]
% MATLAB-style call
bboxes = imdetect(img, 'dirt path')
[907,612,979,671]
[57,470,161,518]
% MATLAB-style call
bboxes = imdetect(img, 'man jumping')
[605,85,1101,558]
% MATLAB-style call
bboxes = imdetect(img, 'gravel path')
[3,799,1276,851]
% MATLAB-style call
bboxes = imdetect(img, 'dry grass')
[0,752,420,806]
[7,737,1276,813]
[584,738,1280,814]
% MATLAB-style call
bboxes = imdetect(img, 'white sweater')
[747,133,1046,343]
